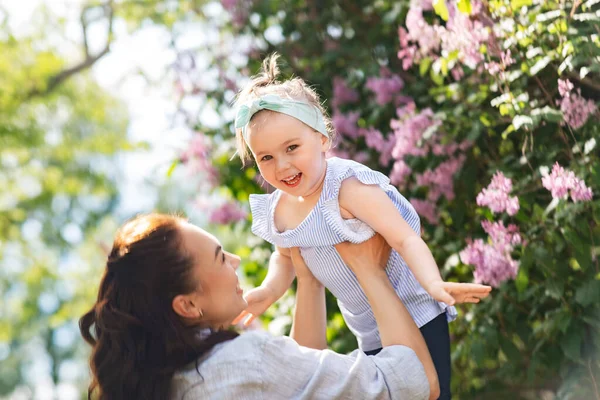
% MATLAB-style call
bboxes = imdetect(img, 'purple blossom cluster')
[557,79,596,130]
[460,221,522,287]
[398,1,489,73]
[209,201,247,225]
[541,163,593,202]
[476,171,520,215]
[366,74,405,105]
[410,198,438,225]
[332,77,359,108]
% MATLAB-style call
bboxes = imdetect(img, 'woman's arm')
[335,235,440,400]
[289,248,327,350]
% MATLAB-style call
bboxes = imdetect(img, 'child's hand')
[426,280,492,306]
[232,286,276,327]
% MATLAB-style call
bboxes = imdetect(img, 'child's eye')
[287,145,298,152]
[261,155,273,162]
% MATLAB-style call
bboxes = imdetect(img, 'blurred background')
[0,0,598,398]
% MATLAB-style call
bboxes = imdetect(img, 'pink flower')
[416,155,466,201]
[332,110,361,139]
[441,11,489,69]
[390,160,412,187]
[476,171,520,215]
[405,7,441,56]
[391,107,436,160]
[361,127,396,167]
[365,74,404,105]
[558,79,574,97]
[410,198,438,225]
[541,163,593,202]
[332,77,359,108]
[460,238,519,288]
[557,81,596,129]
[209,201,247,225]
[459,220,522,287]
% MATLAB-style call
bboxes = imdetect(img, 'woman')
[80,213,439,399]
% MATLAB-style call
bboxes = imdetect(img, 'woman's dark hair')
[79,213,238,400]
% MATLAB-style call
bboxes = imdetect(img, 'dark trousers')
[364,312,451,400]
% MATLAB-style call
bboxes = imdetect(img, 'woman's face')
[178,222,246,328]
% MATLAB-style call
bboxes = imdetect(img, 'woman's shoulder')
[171,331,273,398]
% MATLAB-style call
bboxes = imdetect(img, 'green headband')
[234,94,328,141]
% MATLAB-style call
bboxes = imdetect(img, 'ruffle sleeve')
[321,161,395,244]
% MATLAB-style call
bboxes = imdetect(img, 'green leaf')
[511,0,532,8]
[531,106,563,123]
[575,280,600,306]
[515,267,529,293]
[560,327,582,361]
[529,56,551,76]
[512,115,534,131]
[499,335,521,361]
[433,0,449,21]
[457,0,472,14]
[420,57,433,77]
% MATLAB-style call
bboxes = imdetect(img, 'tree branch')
[28,0,114,98]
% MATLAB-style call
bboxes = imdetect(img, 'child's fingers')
[243,313,256,327]
[445,282,492,293]
[437,290,456,306]
[232,310,248,325]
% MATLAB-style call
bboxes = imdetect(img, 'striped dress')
[249,157,457,351]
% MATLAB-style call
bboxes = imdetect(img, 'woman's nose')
[227,252,241,270]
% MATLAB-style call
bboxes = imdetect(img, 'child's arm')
[339,178,491,305]
[234,246,296,326]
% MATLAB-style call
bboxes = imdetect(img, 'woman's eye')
[222,252,226,263]
[261,155,272,161]
[287,145,298,152]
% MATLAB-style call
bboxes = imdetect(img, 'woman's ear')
[172,294,202,319]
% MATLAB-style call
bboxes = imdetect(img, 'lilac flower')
[410,198,438,225]
[476,171,520,215]
[365,74,404,105]
[209,201,247,225]
[332,110,361,139]
[460,220,522,287]
[558,79,574,97]
[557,79,596,130]
[405,6,441,56]
[460,238,519,288]
[391,107,436,160]
[332,77,359,108]
[441,12,489,69]
[362,127,396,167]
[390,159,412,187]
[541,163,593,202]
[416,155,466,201]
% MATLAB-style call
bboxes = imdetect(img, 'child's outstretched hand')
[426,280,492,306]
[232,286,276,327]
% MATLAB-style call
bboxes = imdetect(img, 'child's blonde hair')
[233,53,335,165]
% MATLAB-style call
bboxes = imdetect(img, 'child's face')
[247,111,329,197]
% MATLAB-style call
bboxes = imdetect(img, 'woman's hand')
[289,247,321,285]
[335,234,391,276]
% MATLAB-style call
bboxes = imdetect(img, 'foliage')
[169,0,600,398]
[0,6,137,396]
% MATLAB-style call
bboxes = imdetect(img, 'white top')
[250,157,457,351]
[170,330,430,400]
